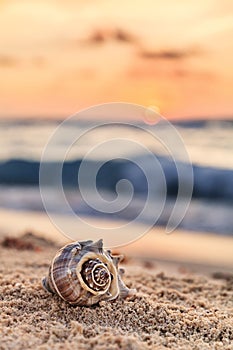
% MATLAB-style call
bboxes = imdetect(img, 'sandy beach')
[0,217,233,349]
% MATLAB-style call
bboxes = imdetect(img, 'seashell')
[42,239,136,306]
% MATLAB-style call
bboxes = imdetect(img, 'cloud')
[140,48,200,60]
[0,55,48,68]
[112,28,137,43]
[127,60,215,81]
[0,55,19,67]
[172,69,215,80]
[85,30,107,44]
[81,28,137,46]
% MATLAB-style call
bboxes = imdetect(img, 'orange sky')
[0,0,232,119]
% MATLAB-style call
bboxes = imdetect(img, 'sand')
[0,232,233,350]
[1,208,233,269]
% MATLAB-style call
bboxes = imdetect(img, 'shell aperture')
[81,258,111,292]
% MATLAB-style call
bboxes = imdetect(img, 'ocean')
[0,118,233,236]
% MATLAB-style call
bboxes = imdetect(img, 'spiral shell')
[42,239,136,306]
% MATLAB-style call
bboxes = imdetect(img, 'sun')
[143,104,162,125]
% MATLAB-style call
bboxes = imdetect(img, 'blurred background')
[0,0,232,118]
[0,1,233,264]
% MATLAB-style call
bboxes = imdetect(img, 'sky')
[0,0,232,119]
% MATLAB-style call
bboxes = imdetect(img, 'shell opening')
[81,259,111,292]
[91,264,111,287]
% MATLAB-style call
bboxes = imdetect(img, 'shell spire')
[85,239,103,253]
